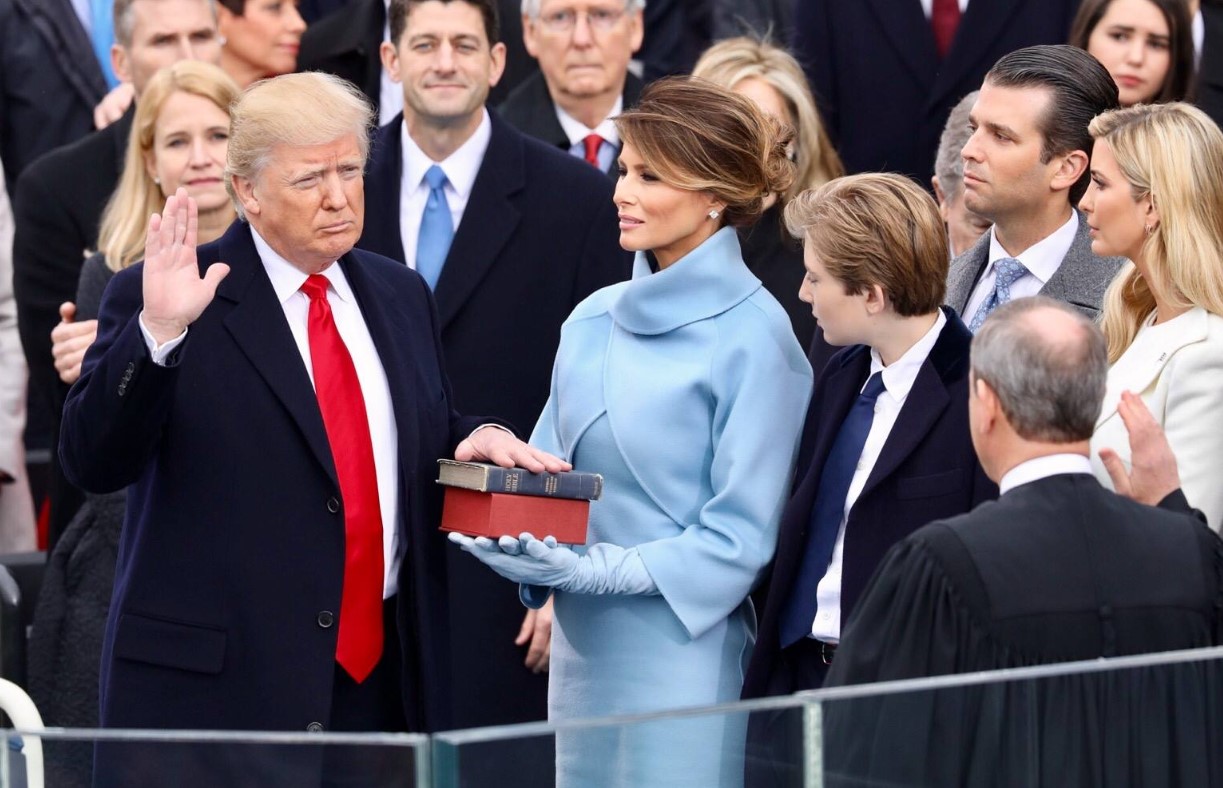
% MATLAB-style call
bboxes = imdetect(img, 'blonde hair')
[98,60,240,272]
[614,76,795,228]
[692,36,843,201]
[1090,102,1223,362]
[225,72,374,220]
[784,173,948,316]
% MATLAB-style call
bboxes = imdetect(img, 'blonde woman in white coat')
[1083,102,1223,530]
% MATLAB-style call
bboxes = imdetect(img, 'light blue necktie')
[416,165,454,291]
[90,0,119,89]
[968,257,1028,332]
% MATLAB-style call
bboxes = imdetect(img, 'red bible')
[439,488,590,545]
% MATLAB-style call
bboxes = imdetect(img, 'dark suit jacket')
[497,71,644,178]
[792,0,1080,180]
[12,107,132,546]
[0,0,107,191]
[944,210,1125,321]
[297,0,385,111]
[1198,2,1223,132]
[742,308,997,699]
[359,112,631,726]
[60,221,479,741]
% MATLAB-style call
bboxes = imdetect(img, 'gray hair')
[224,72,374,221]
[970,296,1107,443]
[934,90,977,201]
[521,0,645,18]
[114,0,218,48]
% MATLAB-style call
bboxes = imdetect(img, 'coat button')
[306,722,324,733]
[326,497,340,514]
[317,611,335,628]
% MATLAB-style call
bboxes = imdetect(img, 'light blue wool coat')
[525,228,813,787]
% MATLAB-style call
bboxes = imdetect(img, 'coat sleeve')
[635,314,813,639]
[59,264,181,493]
[1158,334,1223,531]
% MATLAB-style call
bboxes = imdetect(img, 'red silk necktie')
[300,274,384,683]
[931,0,960,59]
[582,133,604,168]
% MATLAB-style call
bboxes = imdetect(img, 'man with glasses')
[498,0,644,176]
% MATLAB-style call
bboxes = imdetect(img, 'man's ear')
[522,14,540,58]
[380,40,401,82]
[1050,149,1089,194]
[864,283,888,315]
[232,174,261,218]
[112,44,131,85]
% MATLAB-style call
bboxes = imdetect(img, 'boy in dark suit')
[745,173,997,700]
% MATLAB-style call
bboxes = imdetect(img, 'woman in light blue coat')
[452,77,813,787]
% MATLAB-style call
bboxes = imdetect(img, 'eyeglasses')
[537,6,627,33]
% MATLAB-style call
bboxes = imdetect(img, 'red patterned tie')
[582,133,604,168]
[300,274,384,683]
[932,0,960,59]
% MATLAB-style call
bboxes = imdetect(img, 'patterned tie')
[416,165,453,290]
[779,372,887,648]
[582,134,604,168]
[968,257,1028,333]
[300,275,384,683]
[90,0,119,88]
[931,0,961,59]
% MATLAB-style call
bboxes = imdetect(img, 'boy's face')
[797,244,873,347]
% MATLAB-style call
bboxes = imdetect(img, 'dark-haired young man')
[947,45,1126,326]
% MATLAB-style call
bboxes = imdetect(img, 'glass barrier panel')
[432,695,817,788]
[0,728,429,788]
[805,646,1223,788]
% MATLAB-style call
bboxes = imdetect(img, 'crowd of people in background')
[4,0,1223,785]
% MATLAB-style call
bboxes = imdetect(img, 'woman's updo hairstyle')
[614,76,795,228]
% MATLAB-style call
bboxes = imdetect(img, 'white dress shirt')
[919,0,969,17]
[556,97,622,172]
[999,453,1093,495]
[141,228,404,597]
[809,309,947,642]
[398,108,492,268]
[963,211,1078,321]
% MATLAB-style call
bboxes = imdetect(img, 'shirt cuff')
[138,312,187,366]
[468,423,514,439]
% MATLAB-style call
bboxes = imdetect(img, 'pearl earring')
[153,177,161,185]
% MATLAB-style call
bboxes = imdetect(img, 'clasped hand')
[449,532,580,588]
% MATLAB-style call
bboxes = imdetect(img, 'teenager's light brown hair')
[784,173,948,316]
[613,76,795,228]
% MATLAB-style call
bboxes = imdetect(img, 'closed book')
[439,488,589,545]
[436,460,603,501]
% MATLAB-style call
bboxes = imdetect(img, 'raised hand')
[141,188,230,344]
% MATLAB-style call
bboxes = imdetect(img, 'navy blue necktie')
[416,164,453,290]
[779,371,886,648]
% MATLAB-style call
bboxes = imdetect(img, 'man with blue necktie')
[945,45,1127,325]
[741,173,996,786]
[357,0,630,730]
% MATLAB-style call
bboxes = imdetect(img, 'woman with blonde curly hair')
[694,36,843,348]
[1082,101,1223,528]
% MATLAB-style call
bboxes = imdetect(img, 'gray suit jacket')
[945,210,1125,320]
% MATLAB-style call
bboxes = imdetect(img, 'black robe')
[821,477,1223,787]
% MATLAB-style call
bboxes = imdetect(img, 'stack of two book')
[436,460,603,545]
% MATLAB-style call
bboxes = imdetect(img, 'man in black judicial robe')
[821,296,1223,788]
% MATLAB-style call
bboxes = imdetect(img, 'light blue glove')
[448,532,658,596]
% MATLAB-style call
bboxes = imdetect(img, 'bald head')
[971,297,1107,443]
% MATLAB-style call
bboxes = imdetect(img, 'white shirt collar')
[249,225,356,306]
[555,96,623,148]
[999,453,1094,495]
[400,108,492,199]
[986,210,1078,287]
[868,309,947,400]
